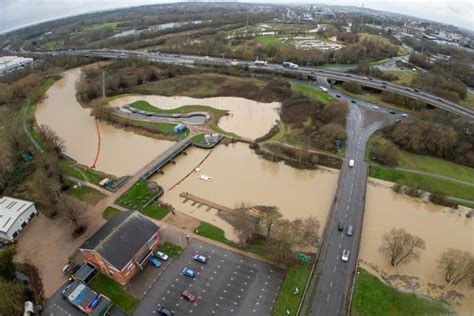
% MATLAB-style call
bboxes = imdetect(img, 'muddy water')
[35,68,173,176]
[360,179,474,315]
[150,142,339,241]
[109,95,281,140]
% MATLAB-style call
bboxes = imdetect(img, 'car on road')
[349,159,355,167]
[401,113,408,118]
[346,74,352,77]
[368,77,373,80]
[157,306,173,316]
[155,251,169,261]
[193,254,208,264]
[389,111,396,114]
[336,94,341,98]
[382,81,388,85]
[181,290,197,302]
[149,257,162,267]
[351,100,357,104]
[337,221,344,232]
[182,267,196,278]
[414,89,420,92]
[372,105,379,110]
[437,97,443,101]
[342,249,350,262]
[346,225,353,237]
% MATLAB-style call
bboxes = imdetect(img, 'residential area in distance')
[0,1,473,316]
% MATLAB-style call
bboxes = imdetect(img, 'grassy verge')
[273,265,312,316]
[157,242,183,258]
[60,160,115,185]
[351,268,450,315]
[102,207,120,220]
[141,202,171,220]
[369,164,474,201]
[194,222,239,248]
[129,100,227,116]
[460,92,474,110]
[65,185,106,205]
[292,83,333,103]
[89,274,139,313]
[115,179,161,209]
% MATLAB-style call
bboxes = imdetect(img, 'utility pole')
[102,69,106,98]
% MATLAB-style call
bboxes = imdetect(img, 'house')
[0,196,38,242]
[79,211,160,284]
[174,123,186,134]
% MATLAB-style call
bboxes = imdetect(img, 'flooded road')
[360,179,474,315]
[151,142,339,241]
[35,68,173,176]
[109,95,280,140]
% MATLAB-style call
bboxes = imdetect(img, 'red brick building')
[79,211,160,284]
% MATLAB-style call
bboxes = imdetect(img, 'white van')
[349,159,355,167]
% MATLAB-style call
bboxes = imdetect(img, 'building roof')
[0,196,35,233]
[80,211,159,271]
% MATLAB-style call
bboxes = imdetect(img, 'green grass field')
[40,39,64,50]
[272,265,312,316]
[256,35,283,47]
[89,275,139,312]
[102,207,120,220]
[460,92,474,109]
[194,222,239,247]
[60,160,115,185]
[79,22,119,33]
[65,185,106,205]
[351,268,450,316]
[292,83,333,103]
[141,202,171,220]
[115,179,161,209]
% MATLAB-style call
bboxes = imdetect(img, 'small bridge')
[140,137,192,179]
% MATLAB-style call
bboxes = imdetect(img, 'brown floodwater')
[360,179,474,315]
[35,68,173,176]
[108,95,281,140]
[150,142,339,241]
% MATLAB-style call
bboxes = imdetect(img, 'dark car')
[157,306,173,316]
[337,221,344,232]
[389,111,396,114]
[351,100,357,104]
[336,94,341,98]
[181,290,197,302]
[414,89,420,92]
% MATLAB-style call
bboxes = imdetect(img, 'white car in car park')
[155,251,169,261]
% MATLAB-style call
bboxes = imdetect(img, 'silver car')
[342,249,350,262]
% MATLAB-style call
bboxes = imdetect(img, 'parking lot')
[134,240,285,315]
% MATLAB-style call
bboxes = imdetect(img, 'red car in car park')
[181,290,197,302]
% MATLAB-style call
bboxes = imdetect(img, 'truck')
[62,280,112,316]
[282,61,299,69]
[254,60,267,66]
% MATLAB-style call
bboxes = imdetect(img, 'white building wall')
[2,204,37,241]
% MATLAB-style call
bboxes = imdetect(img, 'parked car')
[157,306,173,316]
[351,100,357,104]
[342,249,350,262]
[372,105,379,110]
[182,267,196,278]
[346,225,353,237]
[336,94,341,98]
[62,262,74,274]
[181,290,197,302]
[337,221,344,232]
[389,111,396,114]
[149,257,161,267]
[193,254,208,264]
[155,251,169,261]
[401,113,408,118]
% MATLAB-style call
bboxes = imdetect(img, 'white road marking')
[339,243,342,249]
[330,281,333,287]
[345,213,348,218]
[347,204,350,211]
[334,265,337,272]
[327,294,330,302]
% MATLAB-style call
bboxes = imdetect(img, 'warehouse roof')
[0,196,35,233]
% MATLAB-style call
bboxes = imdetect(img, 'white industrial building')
[0,56,34,75]
[0,196,38,241]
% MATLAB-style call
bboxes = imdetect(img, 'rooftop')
[80,211,159,271]
[0,196,35,233]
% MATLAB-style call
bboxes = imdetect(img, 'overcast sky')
[1,0,473,34]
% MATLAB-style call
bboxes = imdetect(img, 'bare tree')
[0,148,14,192]
[379,228,426,266]
[260,206,282,239]
[58,194,88,237]
[438,248,474,286]
[299,216,320,247]
[39,125,64,154]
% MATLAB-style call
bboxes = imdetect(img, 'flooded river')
[109,95,280,140]
[150,142,339,241]
[360,179,474,315]
[35,68,173,176]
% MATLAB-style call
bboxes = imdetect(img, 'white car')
[342,249,350,262]
[349,159,355,167]
[155,251,169,261]
[372,105,379,110]
[401,113,408,118]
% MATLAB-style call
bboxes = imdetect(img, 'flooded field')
[360,179,474,315]
[151,142,339,241]
[35,68,173,176]
[109,95,280,140]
